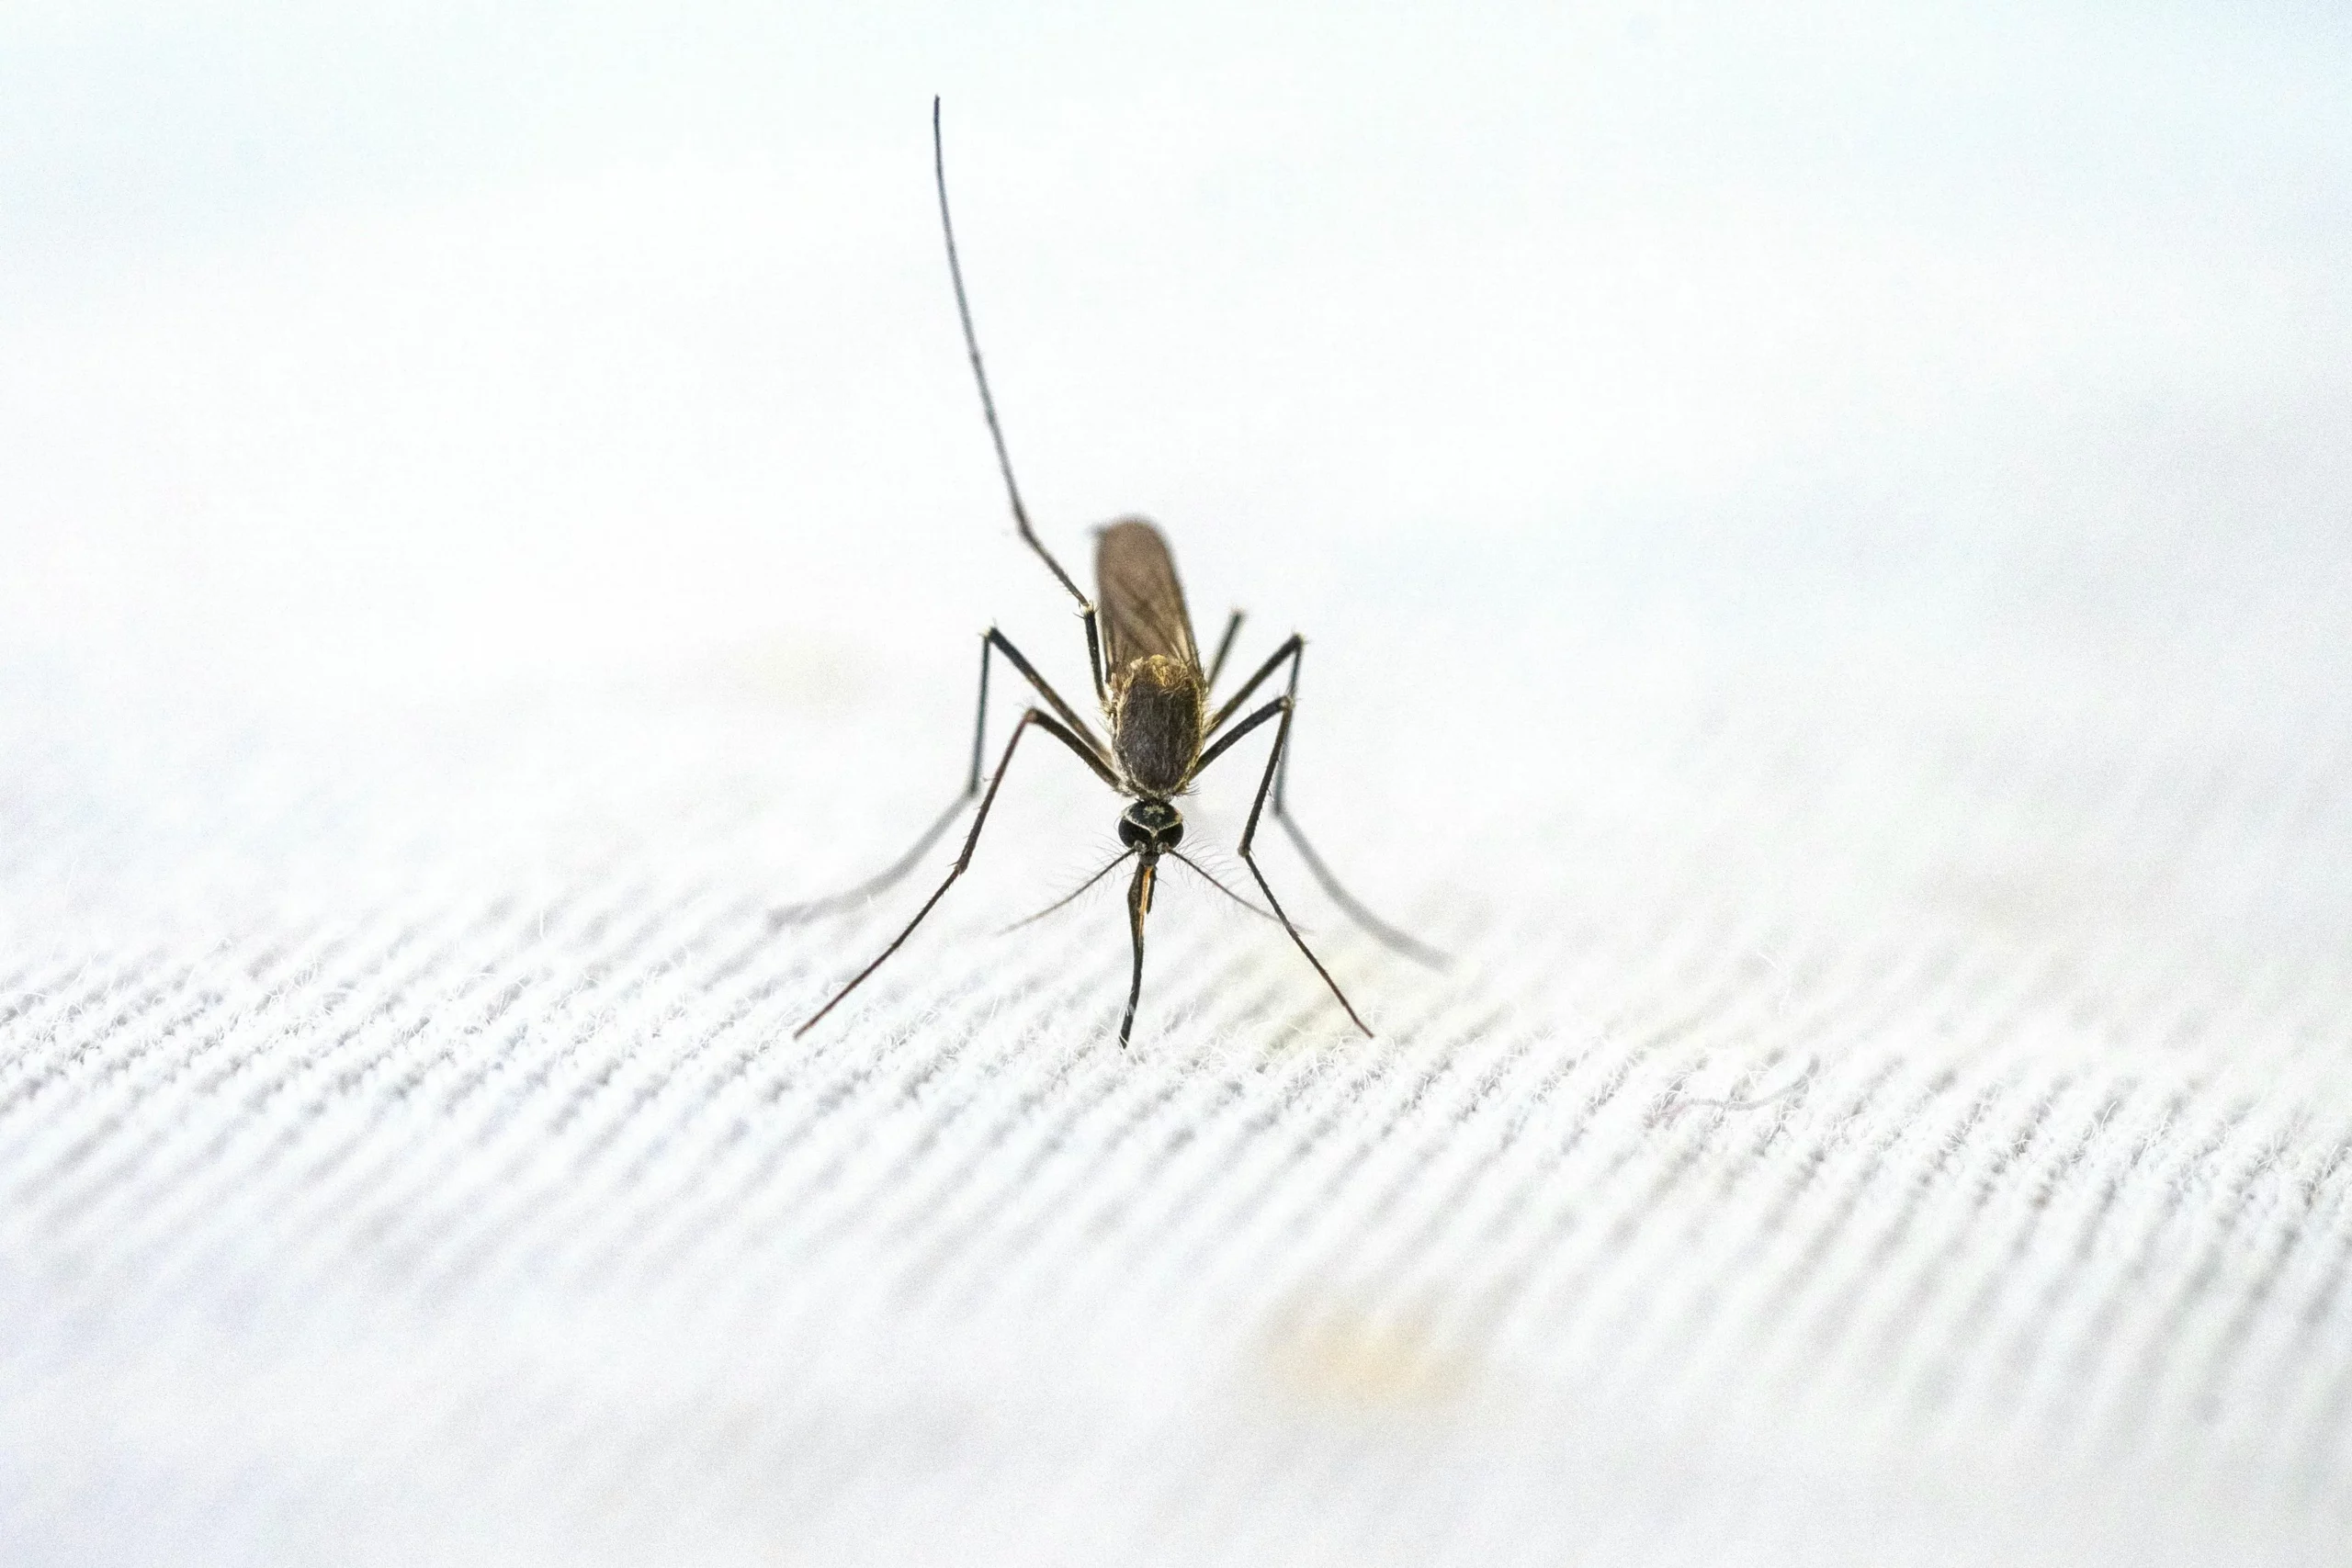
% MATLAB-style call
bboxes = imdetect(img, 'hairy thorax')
[1107,654,1205,797]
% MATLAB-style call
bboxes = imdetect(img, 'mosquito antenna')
[999,849,1136,933]
[1169,850,1275,922]
[933,99,1097,620]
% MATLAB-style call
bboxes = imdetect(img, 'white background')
[4,4,2351,1563]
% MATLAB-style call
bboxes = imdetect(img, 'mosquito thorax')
[1108,654,1206,797]
[1119,799,1184,852]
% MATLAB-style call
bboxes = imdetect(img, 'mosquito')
[780,99,1443,1046]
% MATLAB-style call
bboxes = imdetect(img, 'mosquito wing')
[1095,517,1201,673]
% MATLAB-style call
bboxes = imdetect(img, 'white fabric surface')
[6,4,2352,1563]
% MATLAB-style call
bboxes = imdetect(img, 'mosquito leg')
[1205,610,1245,690]
[933,100,1109,707]
[770,633,996,927]
[1196,639,1448,969]
[981,626,1105,759]
[1120,855,1159,1046]
[1080,608,1106,709]
[797,708,1116,1037]
[1206,632,1301,735]
[772,629,1107,928]
[1268,646,1449,969]
[1218,694,1373,1037]
[1270,816,1447,968]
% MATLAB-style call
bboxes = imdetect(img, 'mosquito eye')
[1160,818,1183,849]
[1119,817,1149,849]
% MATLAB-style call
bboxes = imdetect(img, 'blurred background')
[4,3,2351,1563]
[6,0,2345,701]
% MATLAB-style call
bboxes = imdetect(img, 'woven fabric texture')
[6,7,2352,1562]
[4,547,2350,1564]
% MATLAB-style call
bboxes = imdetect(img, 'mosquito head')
[1118,798,1184,854]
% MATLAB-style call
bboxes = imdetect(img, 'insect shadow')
[777,99,1445,1047]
